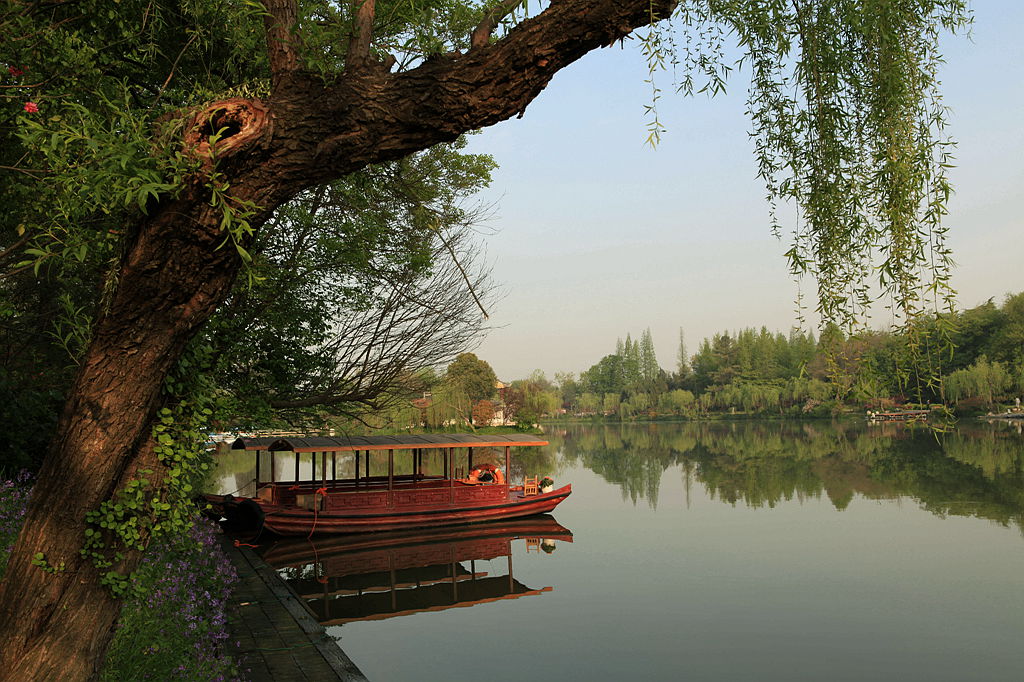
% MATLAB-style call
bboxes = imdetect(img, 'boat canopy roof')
[231,433,549,453]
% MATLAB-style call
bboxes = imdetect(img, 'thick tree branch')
[347,0,376,67]
[263,0,301,90]
[471,0,522,48]
[270,0,677,189]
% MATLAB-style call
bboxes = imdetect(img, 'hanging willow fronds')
[645,0,970,397]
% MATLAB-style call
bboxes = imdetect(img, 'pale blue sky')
[466,3,1024,381]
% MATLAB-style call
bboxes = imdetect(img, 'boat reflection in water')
[256,515,572,625]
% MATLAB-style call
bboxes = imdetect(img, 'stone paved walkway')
[220,534,368,681]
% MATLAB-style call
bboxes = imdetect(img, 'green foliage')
[2,0,269,272]
[208,136,495,425]
[636,1,971,400]
[0,2,276,471]
[564,293,1024,420]
[445,352,497,404]
[2,0,498,460]
[943,358,1014,408]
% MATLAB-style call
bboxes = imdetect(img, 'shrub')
[101,518,240,681]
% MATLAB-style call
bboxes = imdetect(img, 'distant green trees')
[552,293,1024,419]
[943,358,1019,407]
[509,370,562,426]
[443,353,497,426]
[376,293,1024,428]
[575,328,669,416]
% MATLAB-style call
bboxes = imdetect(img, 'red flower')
[8,66,24,77]
[23,101,38,113]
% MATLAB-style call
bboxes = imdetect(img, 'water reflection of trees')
[551,421,1024,531]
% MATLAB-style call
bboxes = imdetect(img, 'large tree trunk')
[0,193,259,679]
[0,2,674,678]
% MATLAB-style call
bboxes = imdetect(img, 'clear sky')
[465,3,1024,381]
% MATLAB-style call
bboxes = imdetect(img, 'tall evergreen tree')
[676,328,691,381]
[640,328,660,384]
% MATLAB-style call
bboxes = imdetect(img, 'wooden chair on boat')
[523,475,539,496]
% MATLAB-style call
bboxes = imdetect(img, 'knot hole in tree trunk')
[185,98,270,160]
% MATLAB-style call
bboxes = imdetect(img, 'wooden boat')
[205,433,571,536]
[254,516,573,625]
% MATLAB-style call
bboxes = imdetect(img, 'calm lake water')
[211,420,1024,681]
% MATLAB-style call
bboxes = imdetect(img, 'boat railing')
[262,476,512,509]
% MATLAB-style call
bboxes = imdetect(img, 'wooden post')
[388,449,394,490]
[507,545,514,593]
[255,450,261,487]
[294,452,299,482]
[321,451,327,489]
[365,451,370,481]
[504,446,510,482]
[387,449,395,510]
[354,450,360,485]
[450,545,458,602]
[467,446,473,474]
[448,447,454,504]
[270,452,276,483]
[311,450,316,482]
[332,452,336,482]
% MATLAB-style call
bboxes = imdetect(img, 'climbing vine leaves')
[80,343,220,597]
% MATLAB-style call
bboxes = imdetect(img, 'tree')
[581,353,625,396]
[445,352,497,424]
[208,139,496,424]
[502,385,525,423]
[603,392,621,416]
[639,328,660,386]
[621,333,642,392]
[578,391,602,415]
[0,0,969,677]
[676,328,690,383]
[472,399,496,426]
[554,371,578,409]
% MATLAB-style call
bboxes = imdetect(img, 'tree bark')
[0,1,674,679]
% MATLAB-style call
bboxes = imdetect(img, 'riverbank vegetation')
[502,293,1024,421]
[0,473,238,679]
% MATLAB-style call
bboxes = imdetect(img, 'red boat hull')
[207,484,571,536]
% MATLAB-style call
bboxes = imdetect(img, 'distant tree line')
[512,293,1024,420]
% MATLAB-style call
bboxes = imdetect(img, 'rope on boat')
[307,537,328,584]
[307,487,328,539]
